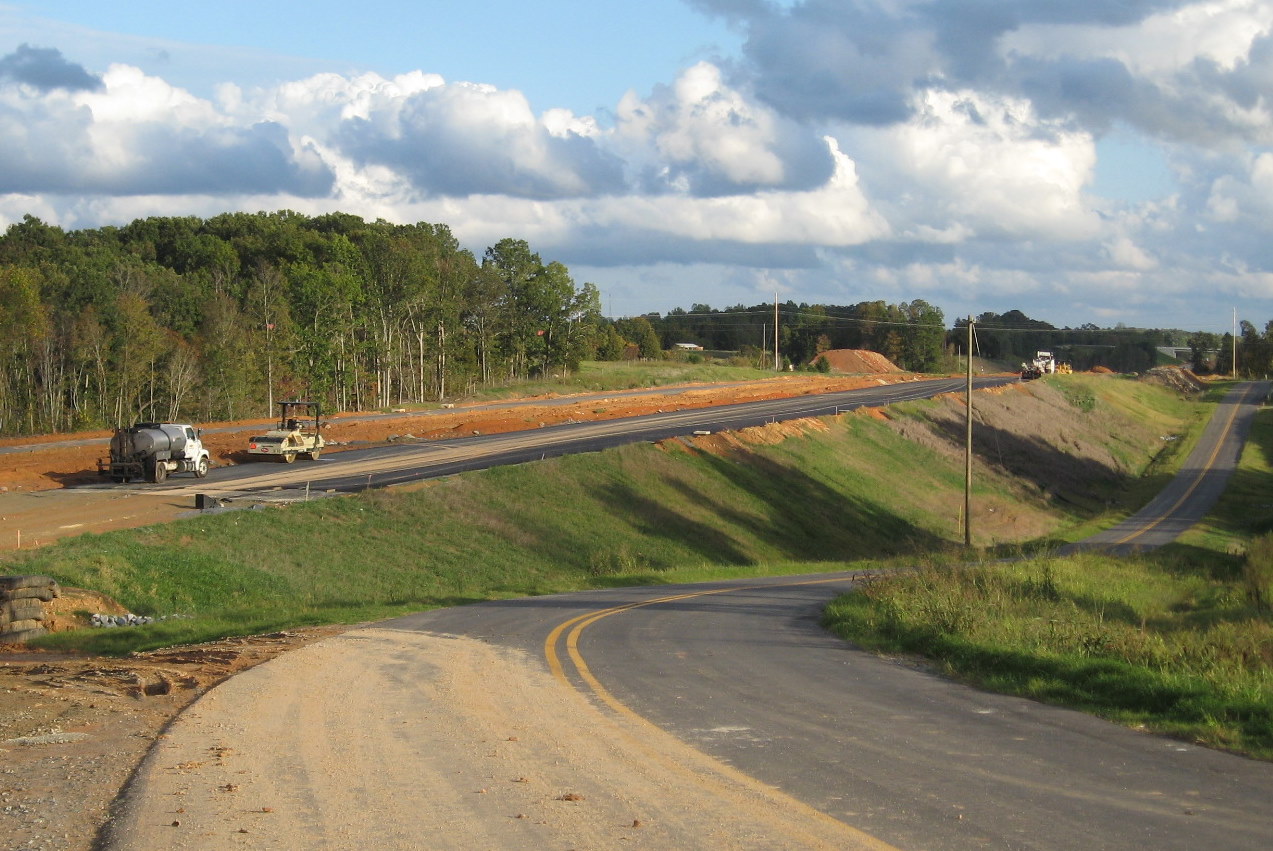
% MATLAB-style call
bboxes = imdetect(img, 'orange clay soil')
[0,371,937,549]
[0,372,920,495]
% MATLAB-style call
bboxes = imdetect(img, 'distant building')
[674,343,704,351]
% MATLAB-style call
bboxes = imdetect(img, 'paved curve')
[107,381,1272,849]
[1064,380,1270,553]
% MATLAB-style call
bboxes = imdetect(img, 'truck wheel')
[194,457,209,478]
[305,448,321,461]
[282,452,297,464]
[152,460,168,483]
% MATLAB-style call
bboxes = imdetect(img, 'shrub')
[1243,533,1273,612]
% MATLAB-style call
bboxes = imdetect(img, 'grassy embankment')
[825,381,1273,758]
[4,371,1196,657]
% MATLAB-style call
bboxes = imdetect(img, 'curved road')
[1064,380,1269,553]
[107,381,1272,849]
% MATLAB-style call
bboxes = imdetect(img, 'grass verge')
[826,398,1273,760]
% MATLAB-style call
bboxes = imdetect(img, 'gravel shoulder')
[0,628,345,851]
[104,628,890,850]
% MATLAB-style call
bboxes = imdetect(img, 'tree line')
[0,211,609,435]
[5,210,1262,437]
[646,300,950,372]
[955,309,1273,376]
[0,211,963,436]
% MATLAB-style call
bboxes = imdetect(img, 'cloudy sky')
[2,1,1273,332]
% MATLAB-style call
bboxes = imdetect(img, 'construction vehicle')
[247,401,325,463]
[98,423,211,483]
[1021,351,1058,381]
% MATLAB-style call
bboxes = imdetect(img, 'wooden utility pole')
[1233,307,1238,379]
[965,315,974,549]
[774,294,780,371]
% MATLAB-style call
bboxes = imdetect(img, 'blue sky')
[5,1,744,116]
[2,0,1273,333]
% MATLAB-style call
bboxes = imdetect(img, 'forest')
[2,210,1269,437]
[0,210,946,436]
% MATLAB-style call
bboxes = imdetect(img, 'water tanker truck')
[98,423,211,483]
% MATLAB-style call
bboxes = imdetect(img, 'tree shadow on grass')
[927,417,1167,515]
[579,446,944,569]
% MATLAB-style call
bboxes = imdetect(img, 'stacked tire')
[1,575,59,642]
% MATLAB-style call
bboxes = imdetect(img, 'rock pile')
[90,612,189,628]
[0,575,59,642]
[1140,365,1207,395]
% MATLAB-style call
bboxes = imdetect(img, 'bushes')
[1244,533,1273,611]
[825,554,1273,757]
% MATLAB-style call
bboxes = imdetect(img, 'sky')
[2,1,1272,333]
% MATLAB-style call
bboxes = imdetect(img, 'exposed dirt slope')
[816,349,903,373]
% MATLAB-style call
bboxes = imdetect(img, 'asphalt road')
[396,574,1273,850]
[1064,380,1270,554]
[139,375,1014,501]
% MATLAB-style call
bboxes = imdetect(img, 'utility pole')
[1233,307,1238,379]
[774,293,780,371]
[965,315,974,549]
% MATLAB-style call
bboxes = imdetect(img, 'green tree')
[0,265,51,433]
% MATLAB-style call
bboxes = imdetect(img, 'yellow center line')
[542,575,900,849]
[1112,384,1251,545]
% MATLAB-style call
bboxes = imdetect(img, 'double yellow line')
[1111,383,1254,546]
[543,586,739,720]
[539,574,899,850]
[542,575,860,717]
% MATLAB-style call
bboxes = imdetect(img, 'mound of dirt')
[1140,366,1206,395]
[1090,365,1115,374]
[816,349,903,373]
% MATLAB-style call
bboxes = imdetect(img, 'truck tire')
[152,460,168,483]
[305,448,321,461]
[282,452,297,464]
[194,457,209,478]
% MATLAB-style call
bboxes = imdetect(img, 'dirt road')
[104,628,890,850]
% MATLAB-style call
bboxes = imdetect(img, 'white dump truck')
[98,423,211,483]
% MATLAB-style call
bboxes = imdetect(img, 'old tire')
[194,457,209,478]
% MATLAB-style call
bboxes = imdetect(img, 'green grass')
[823,389,1273,759]
[823,552,1273,757]
[462,359,782,403]
[5,375,1205,657]
[13,426,951,654]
